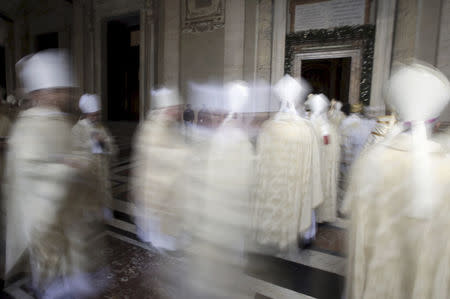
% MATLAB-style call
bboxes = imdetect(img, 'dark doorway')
[35,32,59,51]
[107,14,140,121]
[301,58,351,105]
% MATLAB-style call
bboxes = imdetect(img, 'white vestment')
[310,114,340,223]
[183,118,254,298]
[344,133,450,299]
[132,112,189,251]
[328,108,346,128]
[72,119,117,210]
[340,114,376,175]
[4,107,102,288]
[252,112,323,250]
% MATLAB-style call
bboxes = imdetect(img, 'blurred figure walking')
[72,94,117,220]
[4,49,104,298]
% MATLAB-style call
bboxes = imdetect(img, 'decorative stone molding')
[144,0,153,20]
[293,49,362,105]
[285,25,375,105]
[181,0,225,33]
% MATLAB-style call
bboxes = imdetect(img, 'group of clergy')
[131,74,379,297]
[133,62,450,299]
[1,49,116,298]
[342,63,450,299]
[132,82,255,298]
[2,47,450,299]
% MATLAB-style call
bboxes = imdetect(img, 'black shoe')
[299,238,314,249]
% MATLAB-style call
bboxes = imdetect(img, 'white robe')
[340,114,376,175]
[72,119,117,210]
[328,108,346,128]
[131,112,189,251]
[252,112,323,250]
[344,133,450,299]
[3,107,101,288]
[183,118,254,298]
[310,114,340,223]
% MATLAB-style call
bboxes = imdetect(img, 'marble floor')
[2,121,347,299]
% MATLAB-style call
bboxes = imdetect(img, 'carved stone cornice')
[144,0,153,17]
[181,0,225,33]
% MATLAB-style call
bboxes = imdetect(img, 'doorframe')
[95,0,157,122]
[293,49,361,104]
[285,25,375,105]
[139,4,156,122]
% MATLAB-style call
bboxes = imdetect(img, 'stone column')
[157,0,180,88]
[243,0,259,83]
[256,0,273,83]
[437,0,450,122]
[0,18,15,94]
[140,0,155,121]
[72,0,85,94]
[437,0,450,77]
[224,0,245,82]
[270,0,287,85]
[369,0,396,112]
[84,0,95,94]
[393,0,443,66]
[415,0,442,65]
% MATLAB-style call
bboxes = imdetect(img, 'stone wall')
[180,29,225,97]
[392,0,417,63]
[437,0,450,122]
[391,0,450,121]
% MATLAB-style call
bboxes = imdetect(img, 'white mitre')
[150,87,182,110]
[385,62,450,219]
[6,95,16,105]
[16,49,76,93]
[386,63,450,122]
[223,81,249,114]
[308,93,330,116]
[273,75,310,106]
[79,94,101,114]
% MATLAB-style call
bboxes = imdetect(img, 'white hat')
[150,87,182,110]
[223,81,249,113]
[386,63,450,122]
[16,49,76,93]
[273,75,310,106]
[6,94,16,105]
[307,93,330,115]
[79,94,101,114]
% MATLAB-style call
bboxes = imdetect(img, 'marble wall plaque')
[181,0,225,33]
[294,0,365,31]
